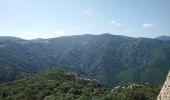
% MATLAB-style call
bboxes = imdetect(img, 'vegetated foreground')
[0,70,160,100]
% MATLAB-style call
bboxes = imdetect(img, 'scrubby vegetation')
[0,70,160,100]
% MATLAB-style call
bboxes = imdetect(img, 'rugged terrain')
[0,70,160,100]
[0,34,170,88]
[157,71,170,100]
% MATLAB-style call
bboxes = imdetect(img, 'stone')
[157,71,170,100]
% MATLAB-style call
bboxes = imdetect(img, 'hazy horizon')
[0,0,170,39]
[0,33,169,40]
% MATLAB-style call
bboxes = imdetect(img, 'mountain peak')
[101,33,113,36]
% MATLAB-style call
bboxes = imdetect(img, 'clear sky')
[0,0,170,39]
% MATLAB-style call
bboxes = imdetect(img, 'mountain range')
[0,33,170,88]
[156,36,170,41]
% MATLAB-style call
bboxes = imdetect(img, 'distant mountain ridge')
[156,36,170,41]
[0,34,170,88]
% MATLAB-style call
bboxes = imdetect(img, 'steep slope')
[0,70,160,100]
[0,34,170,88]
[157,71,170,100]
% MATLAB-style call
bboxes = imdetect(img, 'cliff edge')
[157,71,170,100]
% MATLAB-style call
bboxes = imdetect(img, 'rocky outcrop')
[157,71,170,100]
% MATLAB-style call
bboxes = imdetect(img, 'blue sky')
[0,0,170,39]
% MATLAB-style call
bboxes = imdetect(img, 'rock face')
[157,71,170,100]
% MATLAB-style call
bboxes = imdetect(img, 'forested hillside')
[0,70,160,100]
[0,34,170,88]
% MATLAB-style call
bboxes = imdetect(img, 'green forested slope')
[0,34,170,88]
[0,70,160,100]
